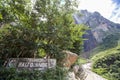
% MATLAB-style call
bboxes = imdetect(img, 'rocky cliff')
[74,10,120,52]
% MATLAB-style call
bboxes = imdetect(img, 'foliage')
[92,46,120,80]
[0,26,40,58]
[0,0,87,66]
[100,33,120,50]
[0,67,67,80]
[0,0,30,25]
[92,68,108,75]
[74,57,87,65]
[90,32,120,58]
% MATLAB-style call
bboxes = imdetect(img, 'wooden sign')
[5,58,56,70]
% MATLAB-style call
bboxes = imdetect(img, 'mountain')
[74,10,120,52]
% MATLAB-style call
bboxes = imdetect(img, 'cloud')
[109,0,120,23]
[78,0,120,23]
[78,0,114,18]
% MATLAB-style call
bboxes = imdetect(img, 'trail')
[81,63,107,80]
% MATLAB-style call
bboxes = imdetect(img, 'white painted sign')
[5,58,56,70]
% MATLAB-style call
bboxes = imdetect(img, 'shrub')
[92,68,108,75]
[0,67,67,80]
[92,47,120,80]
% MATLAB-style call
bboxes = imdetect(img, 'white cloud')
[110,7,120,23]
[78,0,120,23]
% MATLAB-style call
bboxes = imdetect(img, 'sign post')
[5,58,56,71]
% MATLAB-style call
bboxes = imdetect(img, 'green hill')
[91,46,120,80]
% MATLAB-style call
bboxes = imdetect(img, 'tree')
[0,0,87,65]
[100,33,120,50]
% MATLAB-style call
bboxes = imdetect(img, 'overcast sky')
[78,0,120,23]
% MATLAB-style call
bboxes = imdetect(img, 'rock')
[62,50,78,68]
[73,65,80,74]
[83,30,97,52]
[66,72,80,80]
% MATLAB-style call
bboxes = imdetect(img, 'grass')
[91,46,120,80]
[75,56,88,65]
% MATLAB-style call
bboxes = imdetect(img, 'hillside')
[92,46,120,80]
[74,10,120,54]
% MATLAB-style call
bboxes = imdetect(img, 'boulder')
[62,50,78,68]
[67,72,76,80]
[66,72,80,80]
[73,65,80,74]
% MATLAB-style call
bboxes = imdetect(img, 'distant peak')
[80,10,90,14]
[80,10,88,13]
[93,11,100,16]
[80,10,100,14]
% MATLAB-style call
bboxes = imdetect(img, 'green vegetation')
[0,67,67,80]
[75,57,87,65]
[90,30,120,80]
[100,33,120,50]
[0,0,87,80]
[0,0,87,66]
[90,32,120,57]
[92,46,120,80]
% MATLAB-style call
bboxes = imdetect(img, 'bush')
[0,67,67,80]
[92,68,108,75]
[92,46,120,80]
[0,26,42,66]
[74,57,87,65]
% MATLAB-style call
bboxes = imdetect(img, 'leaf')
[0,14,3,19]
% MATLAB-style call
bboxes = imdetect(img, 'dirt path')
[81,63,107,80]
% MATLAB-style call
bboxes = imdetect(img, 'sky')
[78,0,120,23]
